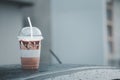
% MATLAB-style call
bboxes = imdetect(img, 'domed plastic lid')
[18,27,43,41]
[20,27,42,36]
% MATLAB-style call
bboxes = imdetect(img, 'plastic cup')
[18,27,43,69]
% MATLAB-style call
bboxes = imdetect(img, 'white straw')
[27,17,33,38]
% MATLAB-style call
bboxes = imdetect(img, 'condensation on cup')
[18,27,43,69]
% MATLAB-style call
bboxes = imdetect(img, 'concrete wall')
[113,0,120,55]
[21,0,105,65]
[0,0,105,65]
[51,0,104,65]
[0,3,22,65]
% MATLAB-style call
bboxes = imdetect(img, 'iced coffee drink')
[18,27,43,69]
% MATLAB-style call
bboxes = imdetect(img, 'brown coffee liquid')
[19,40,40,69]
[21,57,40,69]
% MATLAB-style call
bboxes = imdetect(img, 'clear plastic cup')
[18,27,43,69]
